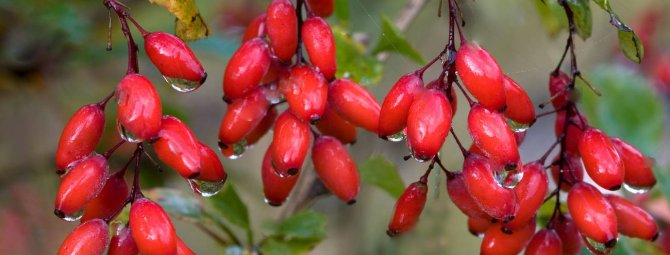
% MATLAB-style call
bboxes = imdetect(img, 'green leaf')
[566,0,592,40]
[611,236,636,255]
[145,188,204,222]
[371,16,425,64]
[534,0,568,37]
[609,14,644,64]
[334,0,350,28]
[274,211,327,241]
[259,238,317,255]
[208,183,251,231]
[333,26,383,86]
[578,65,664,155]
[592,0,612,11]
[359,156,405,198]
[654,166,670,206]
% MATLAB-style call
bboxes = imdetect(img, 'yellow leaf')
[148,0,209,41]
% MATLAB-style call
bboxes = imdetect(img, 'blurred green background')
[0,0,669,254]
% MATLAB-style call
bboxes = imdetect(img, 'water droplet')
[163,76,202,92]
[494,168,524,188]
[386,131,406,142]
[188,179,226,197]
[623,183,651,194]
[59,208,85,222]
[584,236,616,255]
[506,118,530,132]
[219,140,247,160]
[116,121,143,143]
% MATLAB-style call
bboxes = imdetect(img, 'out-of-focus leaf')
[359,156,405,198]
[259,238,317,255]
[274,211,327,241]
[610,236,635,255]
[208,183,251,231]
[592,0,612,11]
[334,0,350,27]
[566,0,592,40]
[145,188,203,222]
[371,16,424,64]
[609,14,644,64]
[333,26,383,86]
[654,166,670,206]
[148,0,209,41]
[534,0,568,38]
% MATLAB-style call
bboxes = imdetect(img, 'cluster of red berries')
[54,0,218,253]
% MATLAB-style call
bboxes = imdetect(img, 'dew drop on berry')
[264,83,284,105]
[387,130,406,142]
[188,179,226,197]
[494,168,524,188]
[163,76,203,93]
[506,118,530,132]
[116,121,143,143]
[622,183,651,194]
[218,140,247,160]
[58,208,85,222]
[584,236,617,255]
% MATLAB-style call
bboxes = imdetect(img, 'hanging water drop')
[56,208,85,222]
[506,118,530,132]
[116,121,143,143]
[218,140,247,160]
[386,131,406,142]
[188,179,226,197]
[494,168,524,188]
[584,236,616,255]
[623,183,651,194]
[163,76,202,92]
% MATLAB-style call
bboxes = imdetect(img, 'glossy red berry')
[315,105,357,144]
[502,75,535,125]
[144,32,206,85]
[116,73,162,142]
[55,104,105,173]
[567,182,618,245]
[328,78,381,133]
[57,219,109,255]
[504,162,548,230]
[262,144,299,206]
[554,110,588,155]
[266,0,298,62]
[455,42,506,111]
[550,152,584,191]
[280,65,328,122]
[218,88,270,145]
[302,16,336,79]
[80,172,129,222]
[245,107,278,146]
[55,154,109,219]
[312,135,360,203]
[524,229,562,255]
[387,181,428,237]
[467,216,492,237]
[306,0,334,17]
[611,138,656,190]
[579,128,625,190]
[108,223,138,255]
[462,154,518,220]
[223,38,271,100]
[176,237,195,255]
[196,142,227,183]
[406,88,452,161]
[481,218,535,255]
[606,195,658,241]
[552,214,583,255]
[446,172,490,219]
[271,111,311,177]
[468,104,520,167]
[130,198,177,255]
[153,116,201,179]
[378,73,422,138]
[549,72,571,109]
[242,14,266,42]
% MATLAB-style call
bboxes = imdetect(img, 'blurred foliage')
[260,211,327,255]
[372,16,425,64]
[359,156,405,198]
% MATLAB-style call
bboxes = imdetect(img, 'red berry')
[552,214,583,255]
[144,32,206,85]
[55,154,109,219]
[611,137,656,190]
[447,172,490,219]
[468,104,520,167]
[280,65,328,122]
[116,73,162,142]
[467,216,492,237]
[196,142,227,183]
[242,14,266,42]
[550,152,584,191]
[549,72,571,109]
[524,229,562,255]
[554,110,588,155]
[406,88,452,161]
[462,154,518,220]
[378,73,423,138]
[218,87,270,145]
[328,78,381,133]
[567,182,618,245]
[504,162,548,230]
[262,143,299,206]
[455,42,506,111]
[130,198,177,255]
[55,104,105,173]
[176,237,195,255]
[302,16,337,79]
[80,172,128,222]
[606,195,658,241]
[315,105,357,144]
[153,116,201,179]
[108,223,138,255]
[245,107,278,146]
[223,38,271,100]
[266,0,298,62]
[578,128,625,190]
[312,135,360,203]
[271,111,311,176]
[57,219,109,255]
[387,181,428,236]
[481,218,535,255]
[502,75,535,125]
[306,0,334,17]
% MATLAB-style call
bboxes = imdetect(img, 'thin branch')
[377,0,428,62]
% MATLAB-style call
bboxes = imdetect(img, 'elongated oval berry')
[116,73,162,142]
[144,32,206,85]
[312,136,360,203]
[611,138,656,190]
[447,172,490,219]
[262,144,299,206]
[80,172,129,222]
[130,198,177,255]
[328,79,381,133]
[378,73,423,138]
[197,142,227,183]
[176,237,195,255]
[468,104,520,167]
[218,88,270,145]
[481,218,536,255]
[462,154,518,220]
[55,154,109,219]
[468,216,492,237]
[407,88,452,161]
[281,65,328,122]
[153,116,201,179]
[302,16,336,79]
[549,72,571,109]
[502,75,535,125]
[306,0,334,17]
[223,38,271,100]
[387,181,428,236]
[524,229,562,255]
[56,104,105,173]
[606,195,658,241]
[242,14,266,42]
[455,42,506,111]
[315,105,357,144]
[57,219,109,255]
[567,182,618,245]
[552,214,583,255]
[245,107,278,146]
[579,128,624,190]
[554,110,588,155]
[271,111,311,176]
[266,0,297,62]
[504,162,548,230]
[550,152,584,191]
[108,223,138,255]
